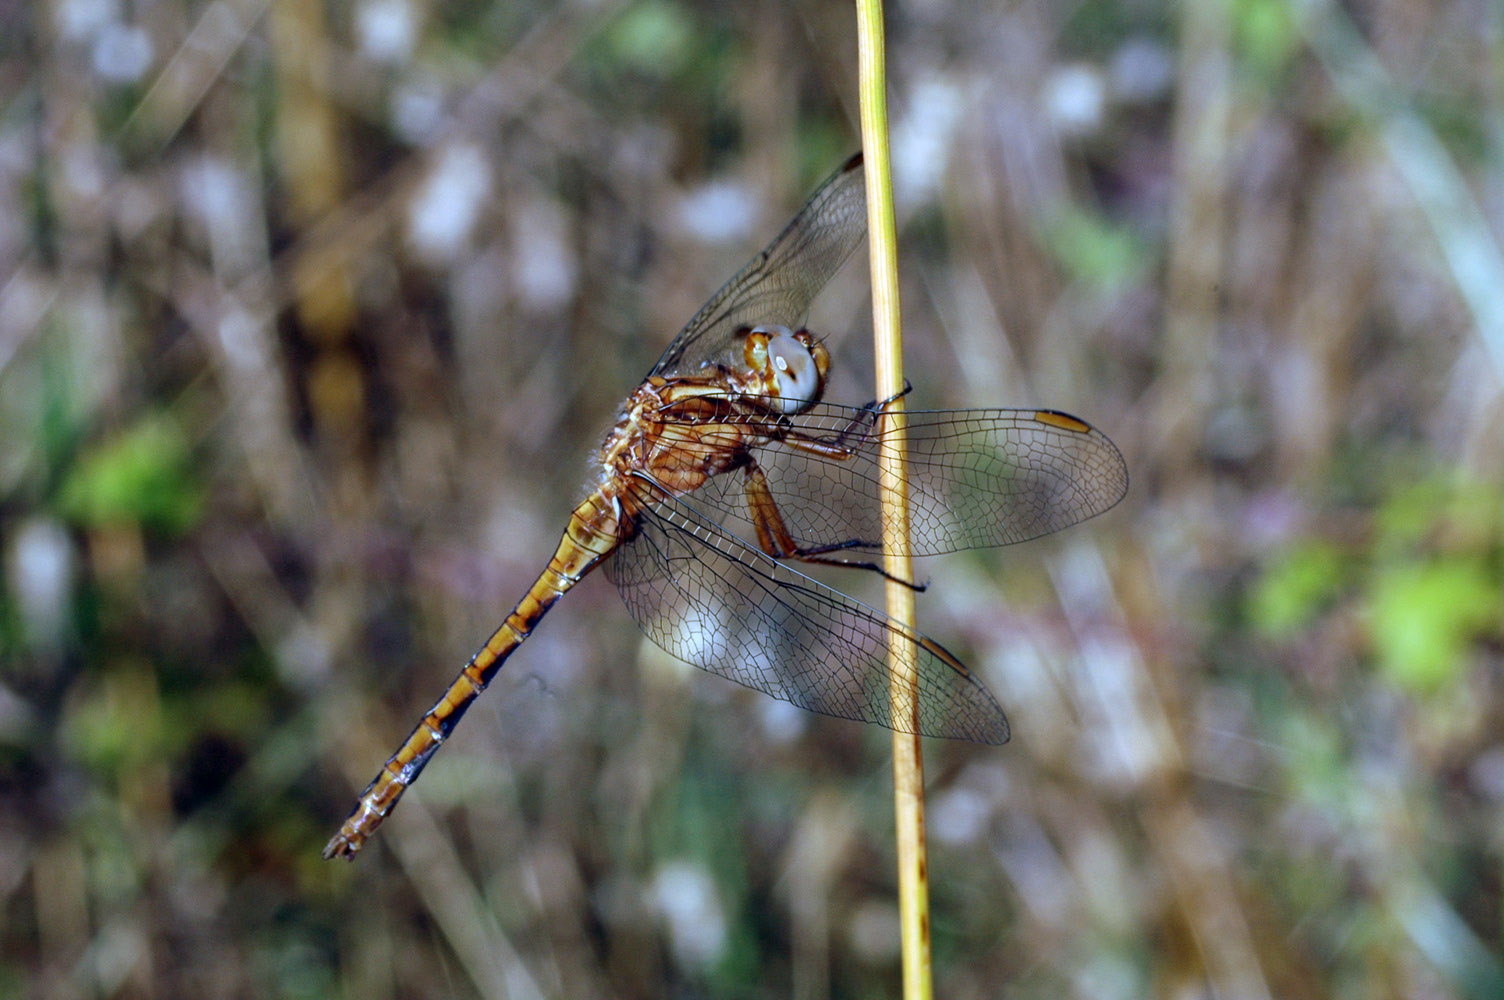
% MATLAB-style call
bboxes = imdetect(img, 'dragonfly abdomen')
[323,496,621,860]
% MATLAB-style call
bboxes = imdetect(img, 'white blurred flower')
[391,74,446,144]
[55,0,116,41]
[180,155,245,232]
[758,697,807,744]
[510,201,577,311]
[408,144,491,262]
[1110,37,1174,104]
[846,899,901,964]
[929,786,991,846]
[9,517,73,651]
[357,0,416,64]
[649,861,727,970]
[1043,63,1105,136]
[93,23,153,83]
[893,76,964,204]
[678,179,757,245]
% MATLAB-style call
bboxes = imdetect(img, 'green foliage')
[604,0,697,81]
[251,932,339,1000]
[57,414,203,535]
[427,0,523,65]
[582,0,710,98]
[1368,478,1502,693]
[37,336,87,480]
[1249,475,1504,698]
[1280,706,1350,807]
[1372,477,1453,549]
[1042,203,1147,291]
[573,0,748,146]
[1249,540,1345,637]
[1232,0,1300,83]
[1375,477,1502,554]
[1366,560,1497,694]
[1059,0,1172,58]
[187,680,277,743]
[59,664,169,780]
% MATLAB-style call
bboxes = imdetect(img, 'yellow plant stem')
[854,1,932,997]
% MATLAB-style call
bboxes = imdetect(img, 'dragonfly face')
[725,325,832,414]
[323,153,1128,860]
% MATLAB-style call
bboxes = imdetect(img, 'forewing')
[682,404,1129,555]
[603,490,1009,744]
[650,154,867,377]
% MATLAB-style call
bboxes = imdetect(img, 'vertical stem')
[854,2,932,998]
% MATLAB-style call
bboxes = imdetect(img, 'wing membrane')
[604,490,1010,744]
[649,154,867,377]
[680,403,1129,555]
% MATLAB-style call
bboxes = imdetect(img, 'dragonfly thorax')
[734,325,830,414]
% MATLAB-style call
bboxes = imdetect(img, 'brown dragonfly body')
[325,154,1128,860]
[326,329,857,858]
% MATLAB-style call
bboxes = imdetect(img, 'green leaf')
[1250,541,1345,637]
[60,665,167,778]
[1372,478,1452,552]
[604,0,695,79]
[1233,0,1299,82]
[57,414,203,535]
[1042,204,1147,291]
[1367,560,1497,693]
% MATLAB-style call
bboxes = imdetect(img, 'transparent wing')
[604,490,1010,744]
[649,153,867,377]
[682,403,1130,555]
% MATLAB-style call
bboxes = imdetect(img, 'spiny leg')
[773,380,912,458]
[742,460,926,591]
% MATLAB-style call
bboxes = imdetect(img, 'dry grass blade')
[854,1,933,997]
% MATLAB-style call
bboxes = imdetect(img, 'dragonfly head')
[740,325,829,413]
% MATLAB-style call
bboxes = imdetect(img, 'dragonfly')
[324,153,1128,860]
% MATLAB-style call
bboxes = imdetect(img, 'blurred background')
[4,0,1503,996]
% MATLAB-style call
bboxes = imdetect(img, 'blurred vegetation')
[3,0,1504,997]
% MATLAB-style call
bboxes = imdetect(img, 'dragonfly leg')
[776,380,913,459]
[861,379,914,414]
[742,461,925,591]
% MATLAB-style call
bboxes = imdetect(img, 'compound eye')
[764,331,820,412]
